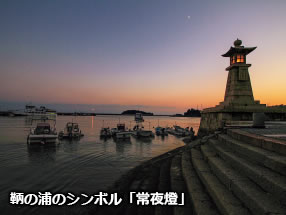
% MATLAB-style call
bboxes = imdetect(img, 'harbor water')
[0,115,200,214]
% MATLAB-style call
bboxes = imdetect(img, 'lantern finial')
[234,38,242,47]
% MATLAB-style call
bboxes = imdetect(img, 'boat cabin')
[135,113,144,121]
[35,123,51,134]
[66,122,79,132]
[117,123,126,131]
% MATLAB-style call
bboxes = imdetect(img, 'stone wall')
[198,109,286,136]
[198,111,253,136]
[198,112,223,136]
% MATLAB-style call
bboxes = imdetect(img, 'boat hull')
[135,130,154,138]
[155,127,168,136]
[59,133,83,139]
[100,128,112,138]
[27,134,58,144]
[115,132,132,139]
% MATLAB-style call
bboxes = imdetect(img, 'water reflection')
[0,115,200,215]
[91,116,94,129]
[27,143,57,163]
[24,117,33,126]
[99,136,110,142]
[135,137,153,143]
[60,139,81,153]
[160,135,168,140]
[24,116,56,127]
[115,140,131,154]
[134,140,152,156]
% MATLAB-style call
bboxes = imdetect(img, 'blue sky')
[1,0,286,114]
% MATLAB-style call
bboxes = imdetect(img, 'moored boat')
[111,123,132,140]
[167,126,194,137]
[133,124,154,138]
[136,130,154,138]
[135,113,144,122]
[58,122,84,139]
[27,122,57,144]
[155,126,168,136]
[174,125,189,137]
[100,127,112,138]
[115,132,132,139]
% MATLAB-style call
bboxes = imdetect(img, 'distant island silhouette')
[121,110,154,116]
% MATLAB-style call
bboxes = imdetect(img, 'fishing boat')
[100,120,112,138]
[135,113,144,122]
[100,127,112,138]
[111,123,132,140]
[27,121,58,144]
[58,122,84,139]
[174,126,188,137]
[137,130,154,138]
[167,126,193,137]
[133,124,154,138]
[155,127,168,136]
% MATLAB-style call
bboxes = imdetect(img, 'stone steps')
[227,129,286,155]
[92,130,286,215]
[191,148,250,215]
[125,165,159,215]
[218,133,286,176]
[181,149,220,215]
[214,135,286,204]
[202,141,286,214]
[170,154,192,215]
[155,159,172,215]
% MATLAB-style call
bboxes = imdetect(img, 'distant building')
[184,109,201,117]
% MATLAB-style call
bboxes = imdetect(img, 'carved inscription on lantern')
[238,67,248,81]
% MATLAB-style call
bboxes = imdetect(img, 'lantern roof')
[222,39,257,57]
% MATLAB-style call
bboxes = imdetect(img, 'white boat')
[166,127,182,136]
[116,132,132,139]
[12,105,57,118]
[27,122,57,144]
[133,124,154,138]
[174,126,188,136]
[136,130,154,138]
[135,113,144,122]
[59,122,84,139]
[167,126,194,137]
[111,123,132,140]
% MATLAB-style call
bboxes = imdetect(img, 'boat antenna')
[30,118,33,131]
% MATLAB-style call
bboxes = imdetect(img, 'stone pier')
[90,125,286,215]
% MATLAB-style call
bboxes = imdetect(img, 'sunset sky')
[0,0,285,114]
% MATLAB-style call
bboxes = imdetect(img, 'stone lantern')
[198,39,267,135]
[221,39,257,106]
